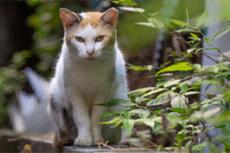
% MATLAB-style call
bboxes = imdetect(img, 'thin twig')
[204,40,224,55]
[203,53,219,63]
[97,141,116,150]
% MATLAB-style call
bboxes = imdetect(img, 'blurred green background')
[0,0,230,130]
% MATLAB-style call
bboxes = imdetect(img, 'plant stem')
[203,53,219,63]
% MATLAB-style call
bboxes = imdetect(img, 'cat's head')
[59,7,119,60]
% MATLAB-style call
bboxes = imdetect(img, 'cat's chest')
[65,62,115,95]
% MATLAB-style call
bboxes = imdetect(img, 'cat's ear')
[59,8,82,28]
[101,7,119,26]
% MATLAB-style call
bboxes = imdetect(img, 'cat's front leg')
[91,104,106,144]
[72,97,93,146]
[50,95,77,149]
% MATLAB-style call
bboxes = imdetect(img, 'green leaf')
[135,22,156,28]
[171,108,190,115]
[156,62,193,75]
[196,10,208,27]
[171,19,188,27]
[210,22,230,40]
[186,8,190,24]
[224,89,230,102]
[212,111,230,123]
[135,97,149,103]
[129,109,150,118]
[100,117,121,125]
[190,33,200,41]
[184,91,200,96]
[187,48,197,54]
[151,91,177,105]
[137,118,155,129]
[141,88,166,98]
[208,143,221,153]
[97,99,131,107]
[26,0,41,6]
[101,112,113,119]
[163,79,181,88]
[12,50,32,68]
[136,17,164,29]
[148,12,159,17]
[175,28,198,33]
[112,0,137,6]
[119,7,144,13]
[129,87,155,95]
[148,17,164,29]
[128,64,153,72]
[123,119,135,135]
[170,95,189,108]
[192,141,207,152]
[191,106,221,121]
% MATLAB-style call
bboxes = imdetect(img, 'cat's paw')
[93,136,104,145]
[74,136,93,146]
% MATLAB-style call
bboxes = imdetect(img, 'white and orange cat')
[49,7,128,148]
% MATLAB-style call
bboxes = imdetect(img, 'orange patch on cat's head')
[60,7,119,30]
[79,12,103,27]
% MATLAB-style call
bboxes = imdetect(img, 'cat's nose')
[86,50,95,56]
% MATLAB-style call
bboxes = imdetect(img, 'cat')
[49,7,128,148]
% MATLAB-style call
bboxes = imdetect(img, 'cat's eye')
[95,35,105,42]
[75,36,85,43]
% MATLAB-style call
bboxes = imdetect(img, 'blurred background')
[0,0,230,152]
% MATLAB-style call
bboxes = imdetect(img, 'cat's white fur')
[49,8,128,146]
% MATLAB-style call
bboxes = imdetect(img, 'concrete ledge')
[64,146,169,153]
[0,129,177,153]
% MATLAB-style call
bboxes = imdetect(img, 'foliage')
[0,51,29,124]
[0,0,84,125]
[0,1,62,125]
[26,1,62,74]
[103,4,230,153]
[113,0,137,6]
[0,1,229,153]
[118,0,205,54]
